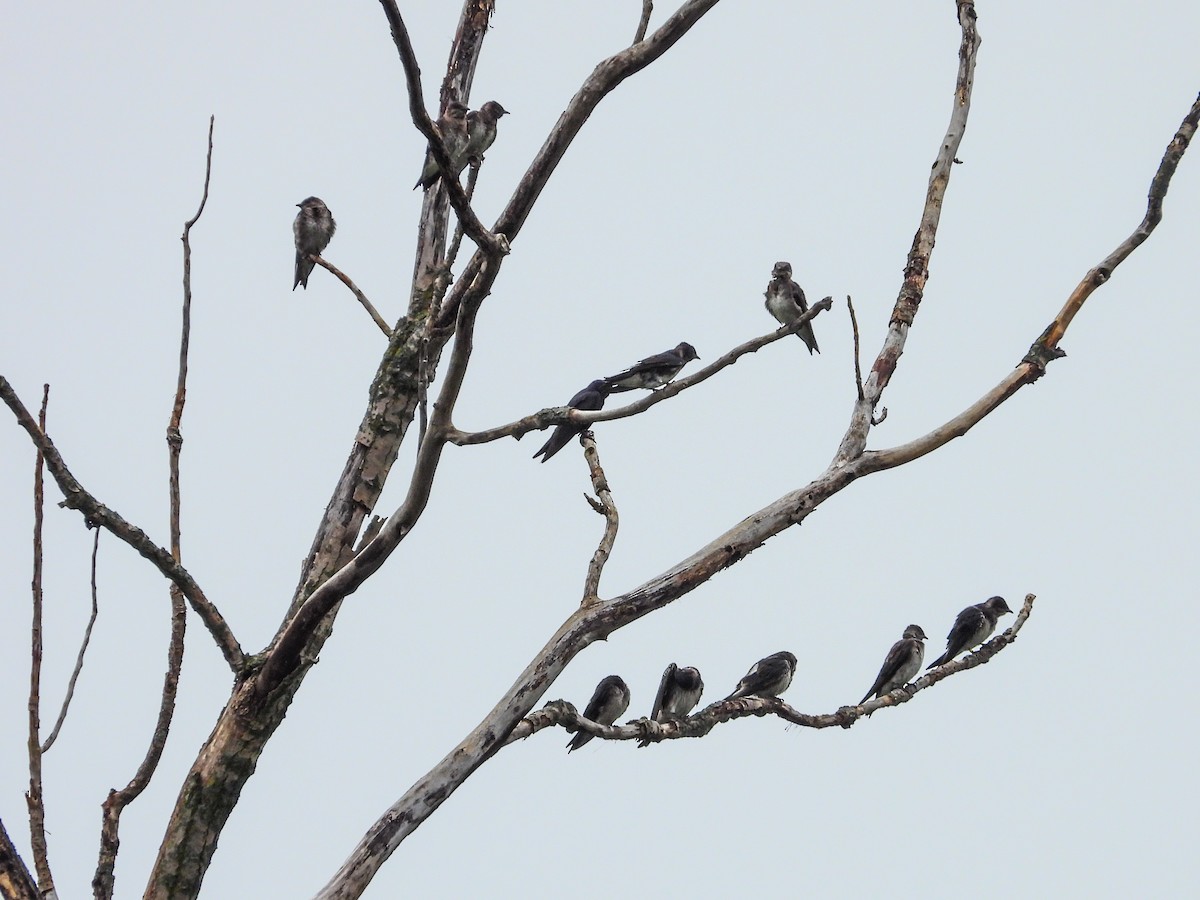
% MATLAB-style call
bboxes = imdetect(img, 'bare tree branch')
[95,119,212,900]
[633,1,654,43]
[436,0,723,330]
[41,528,100,755]
[863,91,1200,474]
[379,0,509,257]
[259,256,502,697]
[508,594,1035,746]
[0,376,245,673]
[1031,90,1200,355]
[832,0,981,467]
[26,384,55,898]
[445,298,834,446]
[580,434,619,605]
[311,256,392,337]
[847,295,864,401]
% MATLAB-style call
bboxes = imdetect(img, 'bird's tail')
[925,653,950,670]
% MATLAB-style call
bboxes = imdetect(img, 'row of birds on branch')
[290,99,509,291]
[534,260,823,463]
[566,596,1013,751]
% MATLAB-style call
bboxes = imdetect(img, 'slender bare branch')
[0,377,244,672]
[509,594,1035,746]
[379,0,508,257]
[446,298,834,446]
[847,295,864,401]
[832,0,981,467]
[633,1,654,43]
[311,256,392,338]
[864,93,1200,473]
[27,384,55,897]
[580,434,619,605]
[95,120,212,900]
[41,529,100,754]
[1031,90,1200,356]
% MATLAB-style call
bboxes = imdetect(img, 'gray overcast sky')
[2,2,1198,898]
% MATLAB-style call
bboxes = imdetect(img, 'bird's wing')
[650,664,677,722]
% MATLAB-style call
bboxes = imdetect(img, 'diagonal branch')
[580,434,619,605]
[445,298,833,446]
[864,91,1200,474]
[0,376,245,672]
[435,0,724,330]
[41,529,101,754]
[832,0,981,466]
[508,594,1035,746]
[311,256,392,337]
[379,0,509,257]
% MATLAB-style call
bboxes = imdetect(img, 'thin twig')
[26,384,55,896]
[0,377,244,671]
[580,434,619,605]
[446,298,834,446]
[41,528,100,754]
[847,295,864,401]
[633,0,654,43]
[508,594,1037,747]
[312,256,392,338]
[94,116,213,900]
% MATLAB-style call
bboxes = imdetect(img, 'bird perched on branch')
[532,379,610,463]
[293,197,336,290]
[464,100,508,165]
[413,100,470,190]
[927,596,1012,668]
[603,342,699,393]
[567,675,631,752]
[860,624,927,705]
[724,651,797,701]
[638,663,704,748]
[764,261,820,354]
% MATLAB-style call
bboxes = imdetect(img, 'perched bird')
[464,100,508,164]
[532,379,609,463]
[764,261,820,354]
[567,675,631,753]
[638,663,704,748]
[860,624,927,705]
[293,197,336,291]
[413,100,470,190]
[724,651,798,701]
[926,596,1013,669]
[603,342,700,393]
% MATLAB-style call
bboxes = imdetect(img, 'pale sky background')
[2,2,1198,898]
